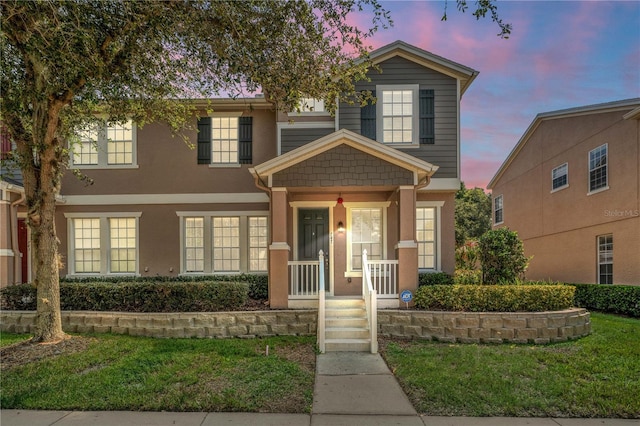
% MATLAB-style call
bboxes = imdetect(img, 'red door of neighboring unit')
[17,218,28,283]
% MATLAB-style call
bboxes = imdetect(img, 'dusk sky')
[357,0,640,190]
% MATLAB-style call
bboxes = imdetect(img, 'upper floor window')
[493,195,504,225]
[551,163,569,191]
[71,120,136,168]
[197,115,252,166]
[589,144,608,193]
[299,98,326,113]
[362,85,434,146]
[376,85,419,146]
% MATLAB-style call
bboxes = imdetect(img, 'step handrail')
[317,250,325,353]
[361,249,378,353]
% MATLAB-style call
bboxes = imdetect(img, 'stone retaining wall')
[0,311,317,339]
[378,308,591,344]
[0,308,590,344]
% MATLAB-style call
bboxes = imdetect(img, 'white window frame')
[343,202,389,277]
[376,84,420,148]
[588,143,609,194]
[493,194,504,225]
[209,112,242,168]
[597,234,613,284]
[65,212,141,277]
[248,216,269,272]
[551,162,569,192]
[416,201,444,271]
[70,120,138,169]
[177,211,268,275]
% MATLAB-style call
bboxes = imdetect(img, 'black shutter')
[197,117,211,164]
[419,89,435,144]
[360,90,376,140]
[238,116,252,164]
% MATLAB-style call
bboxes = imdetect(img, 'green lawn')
[381,312,640,418]
[1,334,315,413]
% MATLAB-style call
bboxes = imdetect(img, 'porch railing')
[288,260,320,298]
[362,249,378,354]
[366,259,398,298]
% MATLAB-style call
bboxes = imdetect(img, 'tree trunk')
[26,97,68,343]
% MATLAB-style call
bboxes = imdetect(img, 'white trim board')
[60,193,270,205]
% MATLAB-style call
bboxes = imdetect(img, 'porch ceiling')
[249,129,438,189]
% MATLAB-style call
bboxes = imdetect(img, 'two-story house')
[487,99,640,285]
[2,41,479,308]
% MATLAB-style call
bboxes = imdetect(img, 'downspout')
[10,191,25,284]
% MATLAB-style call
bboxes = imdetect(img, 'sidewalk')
[1,352,638,426]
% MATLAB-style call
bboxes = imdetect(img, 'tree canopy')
[455,182,492,246]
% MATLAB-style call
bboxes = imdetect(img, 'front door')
[298,208,330,292]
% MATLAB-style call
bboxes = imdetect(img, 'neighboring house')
[1,125,27,287]
[1,41,479,308]
[488,99,640,285]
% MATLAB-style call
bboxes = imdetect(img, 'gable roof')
[250,129,438,187]
[366,40,479,95]
[487,98,640,190]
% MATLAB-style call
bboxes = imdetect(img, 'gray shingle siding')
[281,127,335,154]
[338,56,459,178]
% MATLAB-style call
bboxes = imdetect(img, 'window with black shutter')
[238,117,253,164]
[419,89,435,144]
[196,115,253,165]
[197,117,211,164]
[360,90,377,140]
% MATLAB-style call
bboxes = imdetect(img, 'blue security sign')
[400,290,413,303]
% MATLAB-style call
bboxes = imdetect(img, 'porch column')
[396,186,418,300]
[268,188,290,308]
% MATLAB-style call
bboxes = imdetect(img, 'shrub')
[455,240,480,270]
[479,228,529,284]
[419,272,453,286]
[414,284,574,312]
[453,269,482,285]
[572,283,640,318]
[1,281,248,312]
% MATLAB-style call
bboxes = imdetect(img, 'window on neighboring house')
[197,115,252,166]
[551,163,568,191]
[416,207,436,269]
[71,120,136,168]
[349,207,383,271]
[66,213,140,275]
[178,213,268,274]
[589,144,608,193]
[362,85,434,146]
[494,195,504,225]
[597,234,613,284]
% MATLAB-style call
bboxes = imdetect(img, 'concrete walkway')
[1,352,638,426]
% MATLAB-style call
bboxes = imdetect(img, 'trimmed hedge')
[418,272,454,286]
[415,284,575,312]
[1,281,248,312]
[572,283,640,318]
[60,273,269,300]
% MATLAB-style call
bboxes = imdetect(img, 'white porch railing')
[366,259,398,298]
[362,249,378,354]
[317,251,326,353]
[288,260,320,298]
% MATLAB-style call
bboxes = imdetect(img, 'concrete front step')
[325,338,371,352]
[325,317,368,328]
[325,327,371,340]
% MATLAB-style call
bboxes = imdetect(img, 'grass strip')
[381,313,640,418]
[1,334,315,413]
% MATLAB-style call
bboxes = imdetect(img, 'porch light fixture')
[337,221,345,233]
